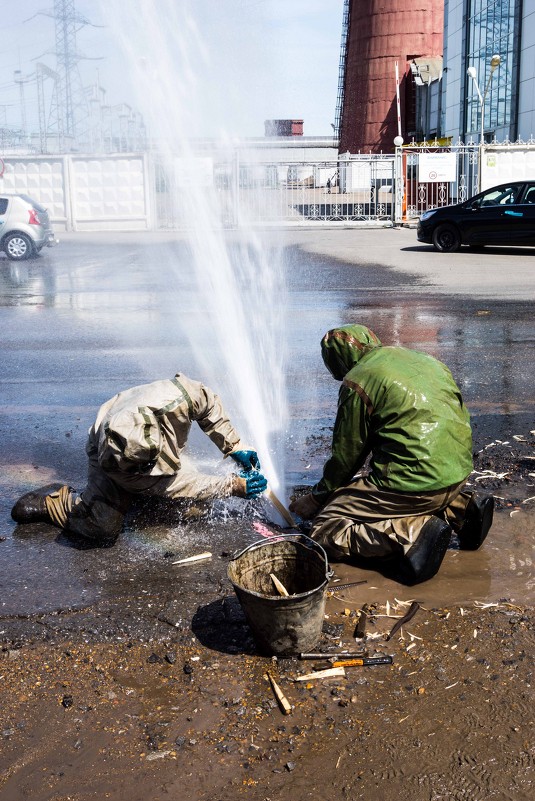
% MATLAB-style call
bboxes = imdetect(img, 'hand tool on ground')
[331,655,393,668]
[385,601,420,641]
[299,652,367,660]
[328,579,368,592]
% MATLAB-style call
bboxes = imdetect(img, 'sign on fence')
[418,152,457,183]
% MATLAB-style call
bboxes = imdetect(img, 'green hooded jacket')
[312,325,473,503]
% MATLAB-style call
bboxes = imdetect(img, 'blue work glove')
[240,469,268,499]
[230,449,261,472]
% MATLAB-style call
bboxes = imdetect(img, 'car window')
[521,186,535,204]
[478,185,520,207]
[0,198,8,215]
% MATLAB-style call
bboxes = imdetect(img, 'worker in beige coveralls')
[12,373,267,546]
[290,325,494,584]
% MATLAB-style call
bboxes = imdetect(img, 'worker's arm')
[185,378,242,454]
[311,382,371,505]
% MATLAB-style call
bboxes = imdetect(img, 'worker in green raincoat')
[11,373,267,546]
[289,325,494,584]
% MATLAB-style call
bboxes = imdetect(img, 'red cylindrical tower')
[339,0,444,153]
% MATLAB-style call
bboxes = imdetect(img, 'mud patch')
[0,600,533,801]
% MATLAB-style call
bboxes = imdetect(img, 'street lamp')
[467,54,501,145]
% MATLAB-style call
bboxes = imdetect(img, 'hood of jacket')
[98,407,166,475]
[321,325,382,380]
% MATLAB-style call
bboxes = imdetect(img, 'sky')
[0,0,344,139]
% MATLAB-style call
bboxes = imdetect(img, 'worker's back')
[345,346,473,491]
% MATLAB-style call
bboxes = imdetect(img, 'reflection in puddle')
[326,510,535,608]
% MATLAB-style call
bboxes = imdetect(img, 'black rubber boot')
[398,516,452,585]
[11,483,65,524]
[457,494,494,550]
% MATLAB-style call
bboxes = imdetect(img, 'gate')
[395,143,479,223]
[153,154,396,229]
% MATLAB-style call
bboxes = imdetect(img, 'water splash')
[99,1,289,503]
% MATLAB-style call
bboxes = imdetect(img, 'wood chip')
[265,672,292,715]
[172,552,212,565]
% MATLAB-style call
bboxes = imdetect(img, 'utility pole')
[37,63,59,153]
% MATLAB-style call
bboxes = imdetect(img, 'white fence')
[1,142,534,231]
[0,154,152,231]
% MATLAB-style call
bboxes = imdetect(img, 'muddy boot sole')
[458,495,494,550]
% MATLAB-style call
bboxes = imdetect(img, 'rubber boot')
[11,483,66,524]
[398,516,452,585]
[457,494,494,550]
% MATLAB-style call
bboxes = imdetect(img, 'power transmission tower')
[43,0,95,151]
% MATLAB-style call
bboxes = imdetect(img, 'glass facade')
[465,0,519,139]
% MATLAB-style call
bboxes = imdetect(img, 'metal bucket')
[227,534,331,656]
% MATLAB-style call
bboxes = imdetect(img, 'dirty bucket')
[227,534,331,656]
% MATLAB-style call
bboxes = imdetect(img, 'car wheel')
[3,232,35,261]
[432,224,461,253]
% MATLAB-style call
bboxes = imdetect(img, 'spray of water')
[99,1,289,507]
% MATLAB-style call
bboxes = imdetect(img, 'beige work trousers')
[310,476,471,559]
[59,451,234,543]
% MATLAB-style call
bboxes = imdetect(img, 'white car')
[0,193,58,260]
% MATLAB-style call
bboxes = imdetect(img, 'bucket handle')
[230,533,332,579]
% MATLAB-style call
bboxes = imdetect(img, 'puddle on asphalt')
[327,509,535,609]
[1,508,533,622]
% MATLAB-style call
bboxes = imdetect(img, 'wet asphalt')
[1,229,534,633]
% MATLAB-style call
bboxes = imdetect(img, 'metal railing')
[153,155,396,229]
[396,142,480,223]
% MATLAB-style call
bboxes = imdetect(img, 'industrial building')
[443,0,535,143]
[337,0,444,153]
[337,0,535,152]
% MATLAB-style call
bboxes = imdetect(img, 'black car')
[417,181,535,252]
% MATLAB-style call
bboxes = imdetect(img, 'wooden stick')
[171,551,212,565]
[266,487,296,528]
[294,667,346,681]
[270,573,290,596]
[265,673,292,715]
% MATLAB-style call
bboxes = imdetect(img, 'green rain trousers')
[310,476,471,559]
